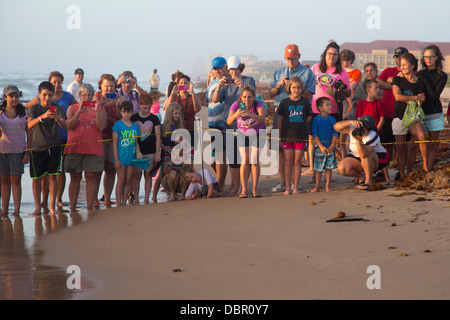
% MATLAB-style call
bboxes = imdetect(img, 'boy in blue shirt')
[311,97,338,192]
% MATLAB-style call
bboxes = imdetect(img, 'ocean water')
[0,72,173,299]
[0,72,170,102]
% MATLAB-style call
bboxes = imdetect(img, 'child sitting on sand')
[112,101,142,206]
[311,97,338,192]
[181,167,220,199]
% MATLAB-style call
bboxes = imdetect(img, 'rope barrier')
[1,126,450,155]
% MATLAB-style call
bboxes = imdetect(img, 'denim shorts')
[423,113,444,132]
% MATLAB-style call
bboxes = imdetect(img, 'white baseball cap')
[227,56,241,69]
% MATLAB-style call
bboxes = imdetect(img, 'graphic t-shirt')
[311,63,351,114]
[277,97,311,143]
[112,120,141,166]
[131,113,160,154]
[229,101,266,135]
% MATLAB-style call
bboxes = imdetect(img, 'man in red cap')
[269,44,315,192]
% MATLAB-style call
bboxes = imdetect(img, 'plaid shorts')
[314,147,336,172]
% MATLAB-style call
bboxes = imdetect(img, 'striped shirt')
[0,111,28,154]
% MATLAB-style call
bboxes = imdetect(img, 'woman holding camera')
[65,84,107,211]
[94,74,124,206]
[212,56,256,196]
[310,42,351,160]
[334,115,389,190]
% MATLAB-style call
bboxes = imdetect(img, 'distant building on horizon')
[340,40,450,73]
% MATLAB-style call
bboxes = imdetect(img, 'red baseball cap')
[285,44,299,59]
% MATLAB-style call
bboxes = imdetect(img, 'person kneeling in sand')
[334,115,389,190]
[181,167,220,200]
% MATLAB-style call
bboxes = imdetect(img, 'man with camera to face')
[269,44,315,193]
[333,115,389,190]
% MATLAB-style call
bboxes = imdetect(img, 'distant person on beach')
[277,77,312,195]
[0,85,30,216]
[149,69,160,92]
[67,68,84,102]
[311,97,338,192]
[27,81,67,215]
[227,86,266,198]
[269,44,315,193]
[117,71,140,114]
[377,47,408,180]
[112,101,142,207]
[417,44,448,170]
[205,56,230,192]
[392,53,428,178]
[64,83,107,211]
[26,71,77,210]
[212,56,256,197]
[181,167,220,200]
[166,70,183,98]
[355,79,391,184]
[152,102,190,202]
[131,92,161,205]
[94,74,125,207]
[334,115,389,190]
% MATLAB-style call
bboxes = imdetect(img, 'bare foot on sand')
[311,186,320,192]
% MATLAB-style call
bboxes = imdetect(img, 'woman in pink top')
[311,41,351,159]
[227,86,266,198]
[0,85,29,216]
[65,83,107,211]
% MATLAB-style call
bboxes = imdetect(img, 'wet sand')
[26,87,450,299]
[37,171,450,300]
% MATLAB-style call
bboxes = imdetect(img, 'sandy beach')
[35,98,450,301]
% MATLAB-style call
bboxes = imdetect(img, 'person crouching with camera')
[334,115,389,190]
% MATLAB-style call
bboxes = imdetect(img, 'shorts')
[313,147,336,172]
[391,117,409,136]
[380,117,395,143]
[0,153,25,175]
[103,140,115,163]
[65,153,105,173]
[345,152,389,172]
[423,113,444,132]
[282,142,307,151]
[30,146,63,178]
[134,153,156,173]
[236,132,266,149]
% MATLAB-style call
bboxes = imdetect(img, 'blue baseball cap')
[212,57,227,69]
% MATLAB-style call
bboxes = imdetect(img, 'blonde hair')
[162,102,183,138]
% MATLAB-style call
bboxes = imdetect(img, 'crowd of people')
[0,41,449,216]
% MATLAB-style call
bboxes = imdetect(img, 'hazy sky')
[1,0,449,82]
